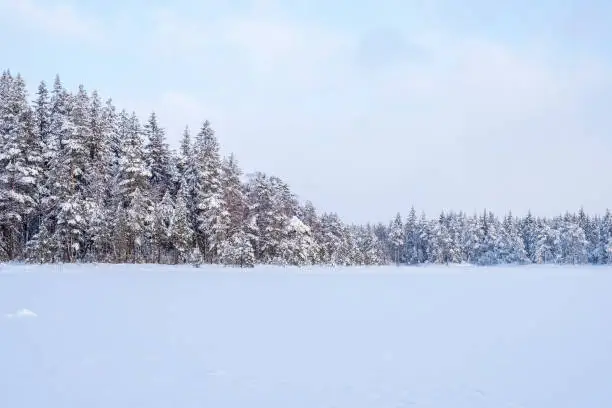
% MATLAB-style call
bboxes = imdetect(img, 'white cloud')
[0,0,103,42]
[220,16,350,72]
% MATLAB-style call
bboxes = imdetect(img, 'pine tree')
[177,126,191,177]
[0,72,42,258]
[299,201,323,263]
[26,221,56,263]
[500,213,528,264]
[431,213,454,264]
[152,191,174,263]
[33,80,52,218]
[65,84,91,194]
[534,220,558,264]
[521,211,538,262]
[595,210,612,264]
[170,180,194,263]
[356,224,386,265]
[404,206,419,264]
[117,112,151,205]
[125,187,153,262]
[190,245,203,267]
[34,81,51,146]
[319,212,348,265]
[84,90,112,203]
[280,216,316,266]
[144,112,172,199]
[192,120,228,262]
[53,193,88,262]
[477,211,503,265]
[416,212,431,263]
[246,172,275,262]
[219,229,255,267]
[558,219,588,264]
[388,212,404,264]
[87,204,115,262]
[222,154,247,235]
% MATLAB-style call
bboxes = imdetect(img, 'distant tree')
[388,213,404,264]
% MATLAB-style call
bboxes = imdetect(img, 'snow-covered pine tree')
[415,212,431,264]
[342,226,361,265]
[65,84,91,194]
[86,203,115,262]
[520,211,538,263]
[500,213,528,264]
[191,121,229,262]
[280,216,317,266]
[190,246,203,267]
[558,218,588,264]
[103,99,120,170]
[45,84,95,261]
[319,212,348,265]
[152,191,174,263]
[534,219,558,264]
[299,201,324,264]
[483,211,506,265]
[0,72,42,259]
[221,154,248,238]
[460,214,480,264]
[449,212,467,263]
[246,172,273,262]
[32,80,52,224]
[31,76,70,261]
[125,187,154,263]
[356,224,386,265]
[595,210,612,264]
[144,112,172,200]
[34,80,51,147]
[403,206,419,264]
[219,229,255,268]
[431,213,454,264]
[100,98,120,208]
[26,220,57,263]
[268,176,301,264]
[388,212,404,264]
[117,112,151,206]
[577,207,598,263]
[170,180,194,264]
[84,90,112,204]
[53,193,88,262]
[177,126,191,178]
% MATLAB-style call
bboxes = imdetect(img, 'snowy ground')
[1,264,612,408]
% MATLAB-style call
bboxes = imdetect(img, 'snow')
[1,263,612,408]
[289,215,311,234]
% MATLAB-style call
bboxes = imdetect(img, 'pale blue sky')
[1,0,612,223]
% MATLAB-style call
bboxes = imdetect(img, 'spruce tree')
[388,212,404,264]
[170,181,194,263]
[0,73,42,258]
[117,112,151,205]
[152,191,174,263]
[144,112,172,199]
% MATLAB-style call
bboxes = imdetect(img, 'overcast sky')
[1,0,612,223]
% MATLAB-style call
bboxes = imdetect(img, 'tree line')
[0,70,610,266]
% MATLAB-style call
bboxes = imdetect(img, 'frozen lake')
[1,263,611,407]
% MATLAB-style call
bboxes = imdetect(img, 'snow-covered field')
[1,264,611,408]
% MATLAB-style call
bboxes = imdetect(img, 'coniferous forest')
[1,70,611,266]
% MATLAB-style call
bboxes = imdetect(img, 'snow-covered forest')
[1,70,610,266]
